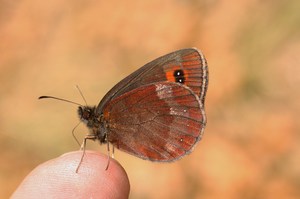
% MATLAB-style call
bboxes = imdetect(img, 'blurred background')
[1,0,299,198]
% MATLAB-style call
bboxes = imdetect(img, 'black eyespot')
[173,69,185,84]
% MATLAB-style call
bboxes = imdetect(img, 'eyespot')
[173,69,185,84]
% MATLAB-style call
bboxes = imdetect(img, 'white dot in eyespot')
[180,138,183,142]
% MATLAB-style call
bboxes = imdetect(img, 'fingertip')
[12,151,130,199]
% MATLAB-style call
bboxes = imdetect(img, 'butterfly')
[40,48,208,170]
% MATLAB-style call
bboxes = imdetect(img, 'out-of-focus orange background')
[1,0,299,198]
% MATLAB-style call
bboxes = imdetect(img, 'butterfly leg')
[105,142,111,170]
[76,134,96,173]
[112,145,115,159]
[71,122,81,147]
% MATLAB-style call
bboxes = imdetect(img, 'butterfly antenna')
[76,85,88,106]
[38,96,82,106]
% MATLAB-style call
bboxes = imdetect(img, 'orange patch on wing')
[165,65,189,84]
[103,109,110,119]
[165,70,176,82]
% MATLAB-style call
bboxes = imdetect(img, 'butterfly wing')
[102,82,205,161]
[97,48,208,112]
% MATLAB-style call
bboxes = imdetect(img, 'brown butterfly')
[40,48,208,171]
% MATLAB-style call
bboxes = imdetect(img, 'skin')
[11,151,130,199]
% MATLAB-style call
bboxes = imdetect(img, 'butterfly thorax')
[77,106,107,143]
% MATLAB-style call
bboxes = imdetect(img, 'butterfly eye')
[78,107,92,120]
[173,69,185,84]
[83,109,91,119]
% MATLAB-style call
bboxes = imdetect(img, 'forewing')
[97,48,208,112]
[102,82,206,162]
